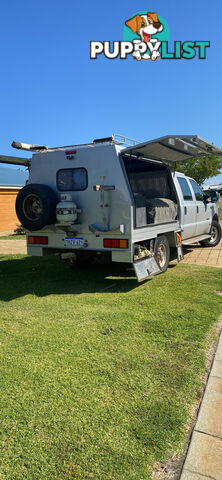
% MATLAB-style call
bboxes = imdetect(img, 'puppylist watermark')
[90,11,210,61]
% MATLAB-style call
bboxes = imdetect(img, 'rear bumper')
[26,232,132,262]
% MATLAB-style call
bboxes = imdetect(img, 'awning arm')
[0,155,31,167]
[12,141,49,152]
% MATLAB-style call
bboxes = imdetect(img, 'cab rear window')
[177,177,193,201]
[57,168,87,191]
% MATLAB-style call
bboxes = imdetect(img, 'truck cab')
[173,172,219,244]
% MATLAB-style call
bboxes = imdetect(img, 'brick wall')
[0,188,21,233]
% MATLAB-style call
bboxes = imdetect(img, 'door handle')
[184,206,187,215]
[197,206,199,214]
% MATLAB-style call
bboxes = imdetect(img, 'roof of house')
[0,185,22,189]
[0,165,28,187]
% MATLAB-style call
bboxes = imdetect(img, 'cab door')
[175,175,196,239]
[188,178,211,236]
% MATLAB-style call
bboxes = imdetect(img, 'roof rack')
[93,134,139,146]
[11,134,140,153]
[113,134,139,146]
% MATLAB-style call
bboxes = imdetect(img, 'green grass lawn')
[218,202,222,221]
[0,235,25,240]
[0,255,221,480]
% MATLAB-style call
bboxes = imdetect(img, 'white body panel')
[28,144,132,236]
[26,143,182,261]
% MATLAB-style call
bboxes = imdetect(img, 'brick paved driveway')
[182,237,222,268]
[0,239,27,255]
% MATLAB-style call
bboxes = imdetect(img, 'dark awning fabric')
[121,135,222,163]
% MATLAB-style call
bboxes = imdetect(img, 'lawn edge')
[152,313,222,480]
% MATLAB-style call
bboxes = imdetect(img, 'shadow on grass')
[0,254,143,301]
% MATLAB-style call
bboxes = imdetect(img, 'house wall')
[0,188,21,233]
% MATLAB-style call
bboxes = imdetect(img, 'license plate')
[65,237,84,247]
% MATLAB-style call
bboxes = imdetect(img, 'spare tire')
[16,184,58,231]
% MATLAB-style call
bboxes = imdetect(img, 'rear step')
[182,234,211,246]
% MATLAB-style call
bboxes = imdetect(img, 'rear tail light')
[119,239,128,248]
[112,239,119,248]
[103,239,128,249]
[28,236,48,245]
[104,239,112,248]
[65,150,76,160]
[65,150,76,155]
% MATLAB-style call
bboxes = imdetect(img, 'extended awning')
[0,155,30,167]
[121,135,222,163]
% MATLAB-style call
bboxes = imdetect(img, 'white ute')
[1,134,221,282]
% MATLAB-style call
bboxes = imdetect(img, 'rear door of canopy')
[121,135,222,163]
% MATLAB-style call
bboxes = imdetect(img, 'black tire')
[200,220,221,247]
[16,184,58,231]
[154,235,170,273]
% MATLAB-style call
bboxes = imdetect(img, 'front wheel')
[200,220,221,247]
[154,235,170,273]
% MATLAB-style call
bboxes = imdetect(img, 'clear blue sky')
[0,0,221,182]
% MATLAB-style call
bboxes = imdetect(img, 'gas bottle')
[56,194,81,224]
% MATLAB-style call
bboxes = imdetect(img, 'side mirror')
[203,190,218,203]
[210,190,218,203]
[203,193,210,203]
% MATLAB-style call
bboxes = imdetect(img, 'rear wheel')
[200,220,221,247]
[154,235,170,273]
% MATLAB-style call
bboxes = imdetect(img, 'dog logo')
[125,12,164,60]
[90,11,210,61]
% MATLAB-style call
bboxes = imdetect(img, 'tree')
[171,155,222,185]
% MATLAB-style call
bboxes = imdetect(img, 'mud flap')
[177,244,184,262]
[133,256,161,282]
[175,232,184,263]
